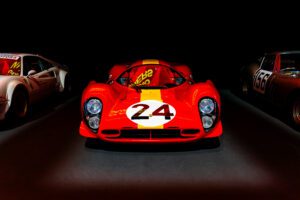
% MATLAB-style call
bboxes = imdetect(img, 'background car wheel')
[63,74,72,95]
[290,95,300,127]
[8,88,29,119]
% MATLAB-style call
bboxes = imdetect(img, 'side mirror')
[27,70,37,76]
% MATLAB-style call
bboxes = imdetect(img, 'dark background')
[1,4,300,90]
[2,4,300,200]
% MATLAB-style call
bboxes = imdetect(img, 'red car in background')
[79,59,222,145]
[240,51,300,127]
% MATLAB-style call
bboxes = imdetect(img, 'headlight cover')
[86,99,102,114]
[88,116,100,130]
[199,98,215,114]
[202,116,214,129]
[199,97,218,132]
[84,98,102,132]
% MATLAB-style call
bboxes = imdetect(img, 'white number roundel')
[126,100,176,127]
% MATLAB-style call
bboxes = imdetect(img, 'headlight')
[88,116,100,129]
[86,99,102,114]
[202,116,214,129]
[199,98,215,114]
[84,98,102,131]
[199,97,218,132]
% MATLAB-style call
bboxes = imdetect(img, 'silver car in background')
[0,53,71,120]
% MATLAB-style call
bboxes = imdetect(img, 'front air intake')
[119,129,181,138]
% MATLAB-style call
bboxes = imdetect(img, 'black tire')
[207,137,220,148]
[289,95,300,128]
[241,79,249,96]
[85,138,103,149]
[8,88,29,119]
[63,74,72,95]
[198,137,220,148]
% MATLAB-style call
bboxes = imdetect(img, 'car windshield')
[117,65,186,89]
[0,58,21,76]
[280,53,300,72]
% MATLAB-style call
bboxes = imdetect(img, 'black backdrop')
[1,4,300,91]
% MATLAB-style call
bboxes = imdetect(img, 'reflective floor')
[0,91,300,200]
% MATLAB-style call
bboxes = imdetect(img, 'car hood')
[99,87,203,130]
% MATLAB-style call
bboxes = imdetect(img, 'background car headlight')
[86,99,102,114]
[199,98,215,114]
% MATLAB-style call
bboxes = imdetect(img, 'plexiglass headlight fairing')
[87,116,100,129]
[84,98,102,131]
[199,98,215,114]
[201,116,214,129]
[199,97,218,132]
[86,99,102,115]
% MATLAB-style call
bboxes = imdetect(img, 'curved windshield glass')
[0,58,21,76]
[117,65,185,88]
[280,53,300,72]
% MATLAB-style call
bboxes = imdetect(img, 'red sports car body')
[79,59,222,143]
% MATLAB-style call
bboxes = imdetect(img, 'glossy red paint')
[174,65,193,81]
[79,60,222,143]
[107,64,127,82]
[274,53,281,73]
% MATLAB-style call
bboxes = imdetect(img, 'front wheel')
[85,138,105,149]
[198,137,220,148]
[8,89,29,119]
[207,137,220,148]
[290,95,300,127]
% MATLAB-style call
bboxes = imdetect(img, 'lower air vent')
[102,129,119,134]
[119,129,181,138]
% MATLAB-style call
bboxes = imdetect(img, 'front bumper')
[79,121,222,144]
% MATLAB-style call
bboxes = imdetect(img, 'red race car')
[79,59,222,144]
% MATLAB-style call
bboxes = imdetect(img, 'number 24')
[131,104,174,120]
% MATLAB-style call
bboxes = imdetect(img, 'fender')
[81,82,118,116]
[185,81,220,105]
[58,69,68,92]
[6,81,29,107]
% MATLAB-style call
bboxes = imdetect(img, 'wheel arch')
[286,88,300,108]
[7,82,29,107]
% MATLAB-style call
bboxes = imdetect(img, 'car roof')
[0,53,39,58]
[265,51,300,56]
